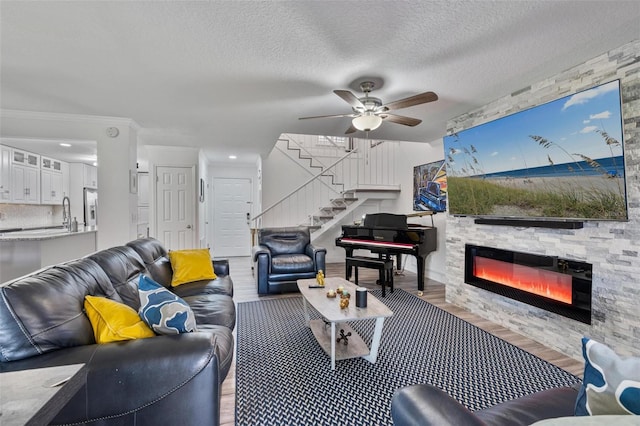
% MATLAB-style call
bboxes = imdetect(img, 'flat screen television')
[443,79,627,222]
[413,160,447,212]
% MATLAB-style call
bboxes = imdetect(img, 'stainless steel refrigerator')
[83,188,98,227]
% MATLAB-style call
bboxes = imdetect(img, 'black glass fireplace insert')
[464,244,592,324]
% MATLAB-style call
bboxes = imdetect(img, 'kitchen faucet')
[62,196,71,231]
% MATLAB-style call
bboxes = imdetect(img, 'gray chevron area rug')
[235,289,581,425]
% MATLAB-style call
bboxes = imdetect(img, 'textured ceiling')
[1,1,639,163]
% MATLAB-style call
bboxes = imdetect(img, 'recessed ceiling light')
[59,143,72,147]
[229,155,237,159]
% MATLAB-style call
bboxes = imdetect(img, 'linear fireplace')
[465,245,592,324]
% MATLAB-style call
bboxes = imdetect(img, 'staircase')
[275,138,345,197]
[254,134,401,239]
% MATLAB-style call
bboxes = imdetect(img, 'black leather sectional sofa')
[391,383,579,425]
[0,237,235,425]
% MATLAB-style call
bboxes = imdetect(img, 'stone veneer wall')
[445,40,639,360]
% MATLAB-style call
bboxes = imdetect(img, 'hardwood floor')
[220,257,584,425]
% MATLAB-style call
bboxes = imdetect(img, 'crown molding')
[1,109,141,132]
[0,136,96,145]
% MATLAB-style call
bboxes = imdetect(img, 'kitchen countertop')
[0,226,98,241]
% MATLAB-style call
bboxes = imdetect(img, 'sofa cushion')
[575,337,640,416]
[271,254,314,274]
[126,237,173,288]
[0,258,120,362]
[88,246,148,310]
[138,275,197,335]
[195,324,235,383]
[168,248,217,287]
[171,275,234,298]
[181,294,236,330]
[84,295,155,343]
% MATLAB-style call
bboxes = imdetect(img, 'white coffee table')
[297,277,393,370]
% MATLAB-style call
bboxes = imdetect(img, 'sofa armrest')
[392,384,580,426]
[391,384,486,426]
[52,333,222,425]
[306,244,326,272]
[252,244,271,264]
[475,386,578,425]
[252,245,272,295]
[213,258,229,276]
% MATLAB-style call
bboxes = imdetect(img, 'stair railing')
[253,135,399,232]
[251,147,359,229]
[276,138,345,194]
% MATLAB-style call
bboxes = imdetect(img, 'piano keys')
[335,213,437,291]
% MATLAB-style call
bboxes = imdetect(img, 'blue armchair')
[252,226,326,295]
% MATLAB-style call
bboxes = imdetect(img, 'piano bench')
[345,256,394,297]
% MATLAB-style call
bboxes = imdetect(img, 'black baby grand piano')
[335,213,437,291]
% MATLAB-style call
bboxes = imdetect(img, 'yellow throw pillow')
[84,295,155,343]
[168,248,217,287]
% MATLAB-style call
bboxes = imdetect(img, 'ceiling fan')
[299,81,438,134]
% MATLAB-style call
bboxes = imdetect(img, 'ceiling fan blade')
[334,90,365,109]
[381,113,422,127]
[381,91,438,111]
[345,123,357,134]
[299,113,356,120]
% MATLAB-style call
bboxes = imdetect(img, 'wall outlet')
[0,212,6,220]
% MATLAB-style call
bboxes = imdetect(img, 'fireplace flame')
[474,257,572,304]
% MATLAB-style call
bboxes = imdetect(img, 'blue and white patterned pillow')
[575,337,640,416]
[138,274,197,335]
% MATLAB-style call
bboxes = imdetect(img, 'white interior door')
[156,166,195,250]
[213,177,251,257]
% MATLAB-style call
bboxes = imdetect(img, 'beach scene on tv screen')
[444,79,627,221]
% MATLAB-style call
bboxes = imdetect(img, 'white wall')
[261,147,315,212]
[389,139,447,283]
[0,110,138,249]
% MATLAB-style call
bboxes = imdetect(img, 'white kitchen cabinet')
[11,165,40,204]
[41,156,63,172]
[1,145,69,205]
[70,163,97,189]
[10,148,40,204]
[41,169,64,204]
[84,164,98,188]
[0,145,11,201]
[40,155,65,205]
[12,149,40,168]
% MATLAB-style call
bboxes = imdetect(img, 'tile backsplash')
[0,204,64,229]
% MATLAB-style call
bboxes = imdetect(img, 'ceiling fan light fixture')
[352,113,382,131]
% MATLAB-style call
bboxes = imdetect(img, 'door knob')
[186,225,192,229]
